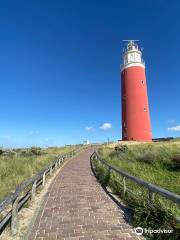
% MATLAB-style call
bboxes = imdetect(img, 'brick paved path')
[28,148,141,240]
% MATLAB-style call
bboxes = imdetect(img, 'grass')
[0,145,76,201]
[93,141,180,240]
[98,142,180,195]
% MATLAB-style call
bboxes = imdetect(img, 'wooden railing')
[90,151,180,207]
[0,147,84,236]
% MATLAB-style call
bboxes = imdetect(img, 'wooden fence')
[0,147,84,236]
[90,151,180,210]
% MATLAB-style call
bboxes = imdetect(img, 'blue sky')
[0,0,180,147]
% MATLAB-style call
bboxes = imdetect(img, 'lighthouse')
[121,40,152,141]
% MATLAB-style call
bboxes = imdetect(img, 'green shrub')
[136,151,155,164]
[171,154,180,170]
[114,145,128,153]
[30,147,42,155]
[0,148,17,156]
[20,147,43,156]
[0,149,3,155]
[108,146,128,159]
[20,149,30,156]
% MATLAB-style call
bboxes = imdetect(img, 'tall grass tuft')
[94,142,180,240]
[0,146,74,201]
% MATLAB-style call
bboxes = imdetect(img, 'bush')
[4,150,16,156]
[169,154,180,171]
[30,147,42,156]
[108,145,128,159]
[19,149,29,156]
[0,149,3,155]
[0,149,17,156]
[114,145,128,153]
[19,147,43,157]
[136,151,155,164]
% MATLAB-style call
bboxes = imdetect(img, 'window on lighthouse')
[127,53,134,62]
[127,52,141,63]
[135,52,141,62]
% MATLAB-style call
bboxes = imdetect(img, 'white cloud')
[45,138,49,142]
[167,125,180,131]
[100,123,112,131]
[85,126,94,131]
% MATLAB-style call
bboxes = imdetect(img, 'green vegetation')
[0,146,75,201]
[93,142,180,240]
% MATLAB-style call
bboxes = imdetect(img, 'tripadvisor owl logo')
[133,227,173,235]
[134,227,143,235]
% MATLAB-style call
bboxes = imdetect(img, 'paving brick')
[28,148,143,240]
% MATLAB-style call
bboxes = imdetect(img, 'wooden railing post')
[31,180,37,201]
[11,196,20,236]
[106,166,111,185]
[148,190,154,205]
[50,166,53,176]
[55,162,58,170]
[123,177,126,197]
[108,166,111,178]
[42,172,46,187]
[0,149,82,235]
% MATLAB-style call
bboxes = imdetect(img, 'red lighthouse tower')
[121,40,152,141]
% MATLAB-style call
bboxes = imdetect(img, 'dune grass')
[0,146,75,201]
[98,142,180,195]
[94,141,180,240]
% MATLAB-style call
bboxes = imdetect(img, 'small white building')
[83,140,90,145]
